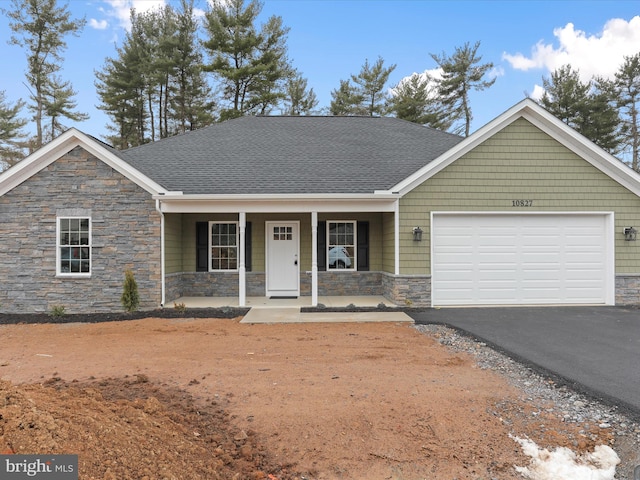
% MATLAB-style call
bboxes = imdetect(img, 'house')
[2,98,640,314]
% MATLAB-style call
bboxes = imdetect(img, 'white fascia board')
[0,128,169,197]
[154,193,399,213]
[384,98,640,197]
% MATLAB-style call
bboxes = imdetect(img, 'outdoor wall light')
[624,227,637,241]
[412,226,423,242]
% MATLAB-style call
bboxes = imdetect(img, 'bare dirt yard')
[0,315,634,479]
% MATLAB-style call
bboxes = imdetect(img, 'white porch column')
[394,199,400,275]
[239,212,246,307]
[311,211,318,306]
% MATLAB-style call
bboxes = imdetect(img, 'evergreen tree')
[170,0,215,133]
[430,41,495,136]
[95,37,149,148]
[5,0,86,147]
[329,79,366,116]
[539,65,590,129]
[203,0,292,119]
[96,2,214,148]
[283,74,318,115]
[42,75,89,142]
[614,53,640,171]
[387,73,452,129]
[350,56,396,116]
[0,91,28,170]
[539,65,622,155]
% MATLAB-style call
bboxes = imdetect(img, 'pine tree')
[330,80,366,116]
[283,74,318,115]
[5,0,86,147]
[170,0,215,133]
[539,65,621,156]
[350,56,396,116]
[614,53,640,171]
[203,0,292,119]
[430,41,495,136]
[387,73,451,129]
[42,75,89,142]
[0,91,28,170]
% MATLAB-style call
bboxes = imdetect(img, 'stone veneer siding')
[615,275,640,305]
[0,147,161,314]
[382,273,431,307]
[165,271,387,302]
[168,272,639,307]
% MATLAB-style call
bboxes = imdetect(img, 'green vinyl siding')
[164,213,183,274]
[382,212,395,273]
[169,212,384,273]
[400,118,640,275]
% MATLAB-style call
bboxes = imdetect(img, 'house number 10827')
[512,200,533,207]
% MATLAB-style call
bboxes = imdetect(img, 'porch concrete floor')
[170,295,395,309]
[170,296,413,324]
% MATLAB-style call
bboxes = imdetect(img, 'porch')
[169,295,411,324]
[170,295,395,309]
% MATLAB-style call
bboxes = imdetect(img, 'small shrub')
[377,302,387,309]
[49,305,66,317]
[404,298,413,307]
[173,302,187,314]
[121,269,140,312]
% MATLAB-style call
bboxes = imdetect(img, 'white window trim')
[209,221,240,272]
[327,220,357,271]
[56,216,92,277]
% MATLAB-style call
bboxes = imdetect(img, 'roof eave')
[154,192,400,213]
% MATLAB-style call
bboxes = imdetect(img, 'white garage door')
[431,213,613,306]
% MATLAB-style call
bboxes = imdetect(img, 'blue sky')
[1,0,639,142]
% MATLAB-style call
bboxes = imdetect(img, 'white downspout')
[155,199,166,307]
[239,212,246,307]
[311,211,318,307]
[394,199,400,275]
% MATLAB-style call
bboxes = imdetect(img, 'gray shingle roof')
[118,116,464,195]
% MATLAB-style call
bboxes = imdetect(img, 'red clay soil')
[0,317,616,479]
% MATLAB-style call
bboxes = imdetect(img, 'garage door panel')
[432,214,611,306]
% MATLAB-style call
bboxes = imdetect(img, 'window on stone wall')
[327,221,356,270]
[210,222,238,271]
[57,217,91,275]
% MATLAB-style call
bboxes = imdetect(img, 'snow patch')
[512,435,620,480]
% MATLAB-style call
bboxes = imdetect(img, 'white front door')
[266,221,300,297]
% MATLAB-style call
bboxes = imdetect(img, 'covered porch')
[156,194,408,308]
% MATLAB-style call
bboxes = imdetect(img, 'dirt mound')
[0,376,296,479]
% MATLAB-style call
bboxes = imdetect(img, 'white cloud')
[89,18,108,30]
[503,15,640,82]
[530,84,545,101]
[101,0,167,31]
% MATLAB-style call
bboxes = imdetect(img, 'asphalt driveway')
[410,306,640,419]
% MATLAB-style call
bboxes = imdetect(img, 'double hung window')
[327,221,356,270]
[58,217,91,275]
[210,222,238,270]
